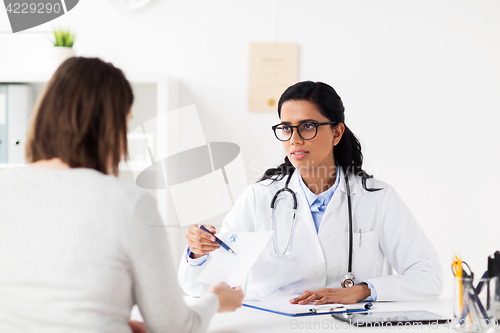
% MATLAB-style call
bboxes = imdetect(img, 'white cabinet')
[0,71,179,225]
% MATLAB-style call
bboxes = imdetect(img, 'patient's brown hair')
[26,57,134,176]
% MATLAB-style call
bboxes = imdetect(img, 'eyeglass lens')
[275,122,318,141]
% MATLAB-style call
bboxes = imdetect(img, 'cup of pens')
[453,259,500,332]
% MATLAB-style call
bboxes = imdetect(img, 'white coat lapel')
[337,169,364,196]
[322,169,364,224]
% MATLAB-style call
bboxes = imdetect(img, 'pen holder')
[453,276,499,332]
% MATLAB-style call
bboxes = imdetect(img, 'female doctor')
[178,81,443,304]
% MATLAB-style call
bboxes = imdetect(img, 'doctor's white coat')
[178,170,443,301]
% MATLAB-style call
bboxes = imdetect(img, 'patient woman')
[0,57,243,333]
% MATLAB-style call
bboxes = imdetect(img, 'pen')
[312,306,370,314]
[364,302,373,310]
[469,285,490,321]
[476,271,488,294]
[199,225,235,254]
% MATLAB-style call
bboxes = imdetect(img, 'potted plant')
[51,28,76,67]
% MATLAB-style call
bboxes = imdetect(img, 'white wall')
[2,0,500,298]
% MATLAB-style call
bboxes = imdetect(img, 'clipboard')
[243,298,372,317]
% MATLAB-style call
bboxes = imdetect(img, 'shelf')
[0,163,26,169]
[0,71,179,224]
[0,162,152,174]
[0,72,53,83]
[1,71,170,84]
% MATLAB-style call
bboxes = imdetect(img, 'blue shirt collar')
[297,165,340,209]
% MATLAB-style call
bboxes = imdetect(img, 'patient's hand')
[208,282,245,313]
[289,285,370,305]
[129,320,147,333]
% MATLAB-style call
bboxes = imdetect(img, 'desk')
[206,298,454,333]
[131,298,456,332]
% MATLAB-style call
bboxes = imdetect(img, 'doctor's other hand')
[289,286,371,305]
[128,320,147,333]
[208,282,244,313]
[185,224,220,259]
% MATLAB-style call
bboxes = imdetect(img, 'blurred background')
[1,0,499,298]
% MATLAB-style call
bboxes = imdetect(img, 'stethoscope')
[270,168,357,288]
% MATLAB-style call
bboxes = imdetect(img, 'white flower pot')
[51,47,76,69]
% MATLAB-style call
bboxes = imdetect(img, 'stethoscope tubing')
[270,170,297,256]
[345,172,353,274]
[270,168,355,282]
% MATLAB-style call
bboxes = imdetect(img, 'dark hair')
[26,57,134,176]
[260,81,380,191]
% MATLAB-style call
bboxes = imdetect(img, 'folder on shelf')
[0,85,7,163]
[243,296,372,317]
[0,84,33,164]
[7,85,32,164]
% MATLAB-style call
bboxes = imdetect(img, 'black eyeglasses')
[272,121,338,142]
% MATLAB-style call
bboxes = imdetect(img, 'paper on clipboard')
[196,231,273,287]
[243,296,371,317]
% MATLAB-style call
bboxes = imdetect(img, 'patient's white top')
[0,167,218,333]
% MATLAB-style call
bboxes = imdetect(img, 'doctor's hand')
[185,224,220,259]
[208,282,244,313]
[128,320,147,333]
[289,285,371,305]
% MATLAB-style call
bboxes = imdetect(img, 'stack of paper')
[196,231,273,287]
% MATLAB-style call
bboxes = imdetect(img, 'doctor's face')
[279,100,339,176]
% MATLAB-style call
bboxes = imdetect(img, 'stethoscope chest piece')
[341,273,357,288]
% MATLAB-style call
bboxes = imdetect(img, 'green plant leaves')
[53,29,75,47]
